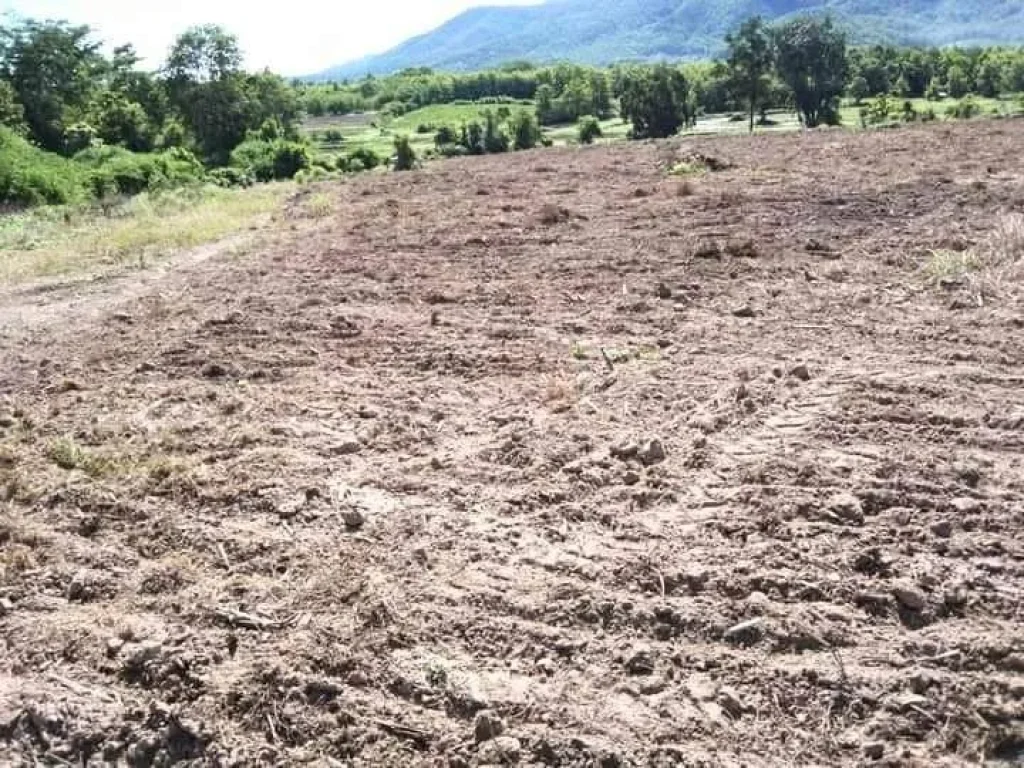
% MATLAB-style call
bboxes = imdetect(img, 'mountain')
[312,0,1024,79]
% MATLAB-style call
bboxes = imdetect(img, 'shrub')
[482,111,509,154]
[510,111,541,150]
[230,139,310,181]
[323,128,344,144]
[75,145,206,196]
[157,119,188,149]
[64,122,98,155]
[256,119,282,141]
[946,97,980,120]
[415,123,435,134]
[461,121,485,155]
[578,115,603,145]
[209,167,254,188]
[436,143,468,158]
[393,135,417,171]
[346,147,381,172]
[0,126,87,206]
[310,155,335,172]
[867,94,895,125]
[434,125,459,148]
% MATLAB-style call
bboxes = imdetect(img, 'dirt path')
[0,234,254,339]
[1,119,1023,767]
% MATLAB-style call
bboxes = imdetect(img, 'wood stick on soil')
[216,543,232,571]
[214,607,289,631]
[600,347,615,372]
[374,719,432,746]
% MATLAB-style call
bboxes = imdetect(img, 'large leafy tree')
[166,24,242,85]
[0,20,104,152]
[164,26,299,164]
[773,16,849,128]
[725,16,773,133]
[620,64,693,139]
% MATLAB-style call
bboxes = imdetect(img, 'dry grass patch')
[926,215,1024,303]
[0,183,290,285]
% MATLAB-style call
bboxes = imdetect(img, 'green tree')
[510,110,540,150]
[773,16,849,127]
[590,71,613,118]
[461,120,485,155]
[975,55,1003,98]
[482,109,509,153]
[535,83,555,124]
[946,64,970,98]
[93,91,153,151]
[725,16,773,133]
[620,65,692,139]
[0,20,104,152]
[849,74,870,105]
[577,115,602,144]
[165,24,242,85]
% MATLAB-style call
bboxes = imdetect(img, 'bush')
[434,125,459,148]
[0,126,87,206]
[393,135,417,171]
[348,147,381,171]
[415,123,435,134]
[75,145,206,196]
[310,155,335,172]
[323,128,344,144]
[230,139,310,181]
[338,147,381,173]
[209,167,254,188]
[461,121,485,155]
[578,115,603,145]
[157,119,188,150]
[483,111,509,154]
[946,97,980,120]
[510,111,541,150]
[64,122,98,155]
[436,143,469,158]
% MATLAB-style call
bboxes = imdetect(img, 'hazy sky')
[0,0,541,75]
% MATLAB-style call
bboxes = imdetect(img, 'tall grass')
[0,183,290,285]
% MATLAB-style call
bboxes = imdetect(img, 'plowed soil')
[2,119,1023,767]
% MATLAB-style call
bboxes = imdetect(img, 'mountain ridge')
[312,0,1024,80]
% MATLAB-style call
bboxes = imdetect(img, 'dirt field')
[2,119,1023,767]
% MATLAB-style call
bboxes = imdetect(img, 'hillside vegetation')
[316,0,1024,78]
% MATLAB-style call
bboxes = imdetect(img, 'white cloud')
[0,0,542,75]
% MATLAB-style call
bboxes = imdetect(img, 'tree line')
[2,11,1023,207]
[0,21,303,162]
[299,33,1024,133]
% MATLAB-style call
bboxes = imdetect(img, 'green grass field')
[304,101,538,159]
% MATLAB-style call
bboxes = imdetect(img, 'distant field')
[304,101,537,159]
[302,94,1024,162]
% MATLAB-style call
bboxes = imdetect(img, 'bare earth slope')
[1,119,1023,767]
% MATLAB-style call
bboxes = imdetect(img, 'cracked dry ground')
[2,119,1024,767]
